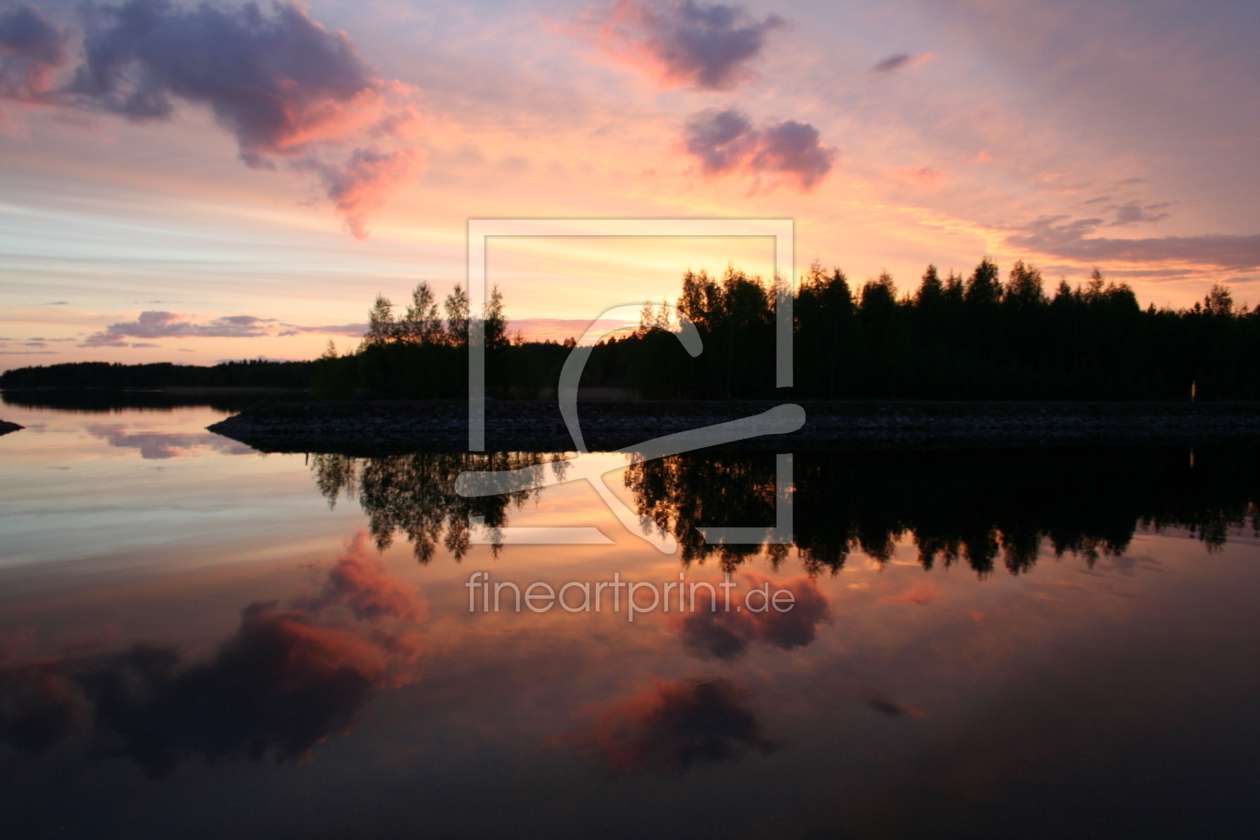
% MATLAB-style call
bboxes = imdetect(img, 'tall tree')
[916,264,943,306]
[404,282,444,344]
[1005,260,1045,309]
[366,294,396,345]
[444,284,470,346]
[484,285,510,351]
[964,258,1002,306]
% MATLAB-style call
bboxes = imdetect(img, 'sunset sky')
[1,0,1256,368]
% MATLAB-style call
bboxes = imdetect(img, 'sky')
[0,0,1257,368]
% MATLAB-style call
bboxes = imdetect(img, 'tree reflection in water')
[311,451,567,561]
[628,446,1260,576]
[311,445,1259,574]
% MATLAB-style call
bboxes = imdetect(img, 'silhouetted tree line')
[0,359,315,390]
[308,443,1259,577]
[612,261,1258,400]
[320,261,1257,400]
[310,281,557,398]
[7,260,1256,400]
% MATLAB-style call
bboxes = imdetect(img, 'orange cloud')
[305,146,422,239]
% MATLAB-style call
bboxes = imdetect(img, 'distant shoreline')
[207,399,1260,455]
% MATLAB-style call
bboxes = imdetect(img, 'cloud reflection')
[559,677,776,774]
[0,532,424,777]
[673,573,831,661]
[87,424,255,458]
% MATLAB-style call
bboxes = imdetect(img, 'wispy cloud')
[683,107,835,190]
[1006,217,1260,270]
[870,53,932,75]
[82,311,276,346]
[569,0,783,91]
[300,146,421,240]
[1110,201,1171,227]
[276,322,367,338]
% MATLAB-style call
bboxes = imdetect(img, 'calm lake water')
[2,396,1258,839]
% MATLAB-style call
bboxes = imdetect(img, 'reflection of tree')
[626,446,1260,577]
[311,445,1258,572]
[311,452,560,561]
[625,453,777,568]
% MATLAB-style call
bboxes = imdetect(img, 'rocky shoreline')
[0,420,23,436]
[206,400,1260,455]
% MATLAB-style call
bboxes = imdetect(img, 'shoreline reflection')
[312,445,1260,575]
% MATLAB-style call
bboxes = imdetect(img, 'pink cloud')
[683,107,835,191]
[569,0,783,91]
[304,146,421,239]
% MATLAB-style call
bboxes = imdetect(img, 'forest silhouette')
[326,259,1259,401]
[5,258,1257,401]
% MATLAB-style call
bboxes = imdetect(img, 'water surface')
[1,396,1257,838]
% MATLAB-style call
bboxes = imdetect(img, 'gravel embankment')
[207,400,1260,455]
